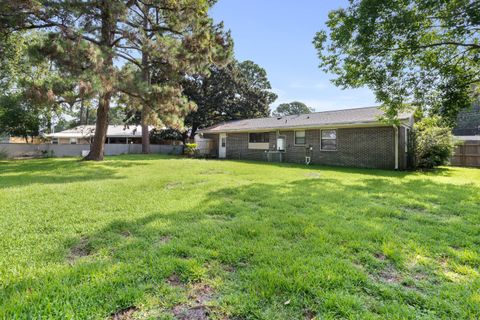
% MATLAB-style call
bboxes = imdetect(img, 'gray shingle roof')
[201,107,413,133]
[47,125,156,138]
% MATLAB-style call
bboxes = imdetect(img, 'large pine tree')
[0,0,231,160]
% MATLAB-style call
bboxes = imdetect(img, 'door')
[277,136,286,151]
[218,133,227,158]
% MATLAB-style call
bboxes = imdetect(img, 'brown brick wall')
[223,126,408,170]
[226,132,276,161]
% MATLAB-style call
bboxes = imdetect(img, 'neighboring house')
[199,106,415,170]
[46,125,153,145]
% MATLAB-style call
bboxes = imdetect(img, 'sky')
[210,0,377,112]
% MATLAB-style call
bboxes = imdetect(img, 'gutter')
[394,125,399,170]
[200,120,413,134]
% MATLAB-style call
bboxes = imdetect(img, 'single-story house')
[46,125,153,145]
[199,106,415,170]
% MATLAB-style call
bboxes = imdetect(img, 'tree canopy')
[313,0,480,124]
[1,0,232,160]
[182,60,277,139]
[273,101,313,116]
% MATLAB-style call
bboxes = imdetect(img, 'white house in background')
[46,125,155,145]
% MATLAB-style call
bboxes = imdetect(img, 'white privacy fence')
[0,143,183,159]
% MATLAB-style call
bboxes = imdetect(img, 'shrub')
[413,117,455,169]
[184,143,198,157]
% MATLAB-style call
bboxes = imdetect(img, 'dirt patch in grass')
[156,235,172,246]
[199,169,231,175]
[111,306,138,320]
[378,265,402,284]
[68,237,91,262]
[304,309,316,320]
[167,275,216,320]
[305,172,320,179]
[165,181,182,190]
[119,230,131,237]
[374,252,386,261]
[167,274,184,288]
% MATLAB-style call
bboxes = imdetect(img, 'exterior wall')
[202,133,219,157]
[0,143,183,159]
[225,132,276,161]
[222,126,403,169]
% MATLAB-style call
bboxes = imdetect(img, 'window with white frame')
[321,129,337,150]
[69,138,78,145]
[249,132,269,143]
[52,138,59,144]
[294,130,305,145]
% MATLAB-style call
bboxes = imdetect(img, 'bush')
[414,117,454,169]
[184,143,198,157]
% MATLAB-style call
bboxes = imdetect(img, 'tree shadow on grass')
[1,173,479,318]
[0,158,149,189]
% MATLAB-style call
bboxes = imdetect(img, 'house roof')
[201,106,414,133]
[47,125,155,138]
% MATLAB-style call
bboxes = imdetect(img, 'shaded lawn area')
[0,155,479,319]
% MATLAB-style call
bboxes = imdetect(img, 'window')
[52,138,59,144]
[69,138,77,145]
[249,132,269,143]
[294,130,305,145]
[321,129,337,150]
[221,137,226,147]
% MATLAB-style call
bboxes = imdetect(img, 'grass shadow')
[0,157,151,189]
[2,168,479,318]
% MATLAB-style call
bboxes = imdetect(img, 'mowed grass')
[0,155,479,319]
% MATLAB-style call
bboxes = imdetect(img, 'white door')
[218,133,227,158]
[277,136,286,151]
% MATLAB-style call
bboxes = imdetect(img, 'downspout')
[394,125,399,170]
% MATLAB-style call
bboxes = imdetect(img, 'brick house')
[199,106,414,170]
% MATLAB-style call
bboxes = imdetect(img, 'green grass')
[0,155,479,319]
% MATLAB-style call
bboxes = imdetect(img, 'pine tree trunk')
[84,2,114,161]
[79,99,85,125]
[141,9,151,154]
[141,105,150,154]
[85,93,111,160]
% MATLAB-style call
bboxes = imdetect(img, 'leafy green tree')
[313,0,480,124]
[1,1,120,159]
[414,117,455,168]
[183,60,277,139]
[273,101,313,116]
[0,31,83,136]
[0,94,43,143]
[1,1,232,159]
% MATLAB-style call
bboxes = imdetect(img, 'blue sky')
[210,0,377,112]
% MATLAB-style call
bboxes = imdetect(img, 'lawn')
[0,155,479,319]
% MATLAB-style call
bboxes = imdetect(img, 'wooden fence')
[451,139,480,167]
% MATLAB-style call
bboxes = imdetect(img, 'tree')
[0,94,42,143]
[183,60,277,139]
[108,1,232,154]
[313,0,480,124]
[2,1,230,160]
[1,1,127,159]
[0,31,82,136]
[414,116,455,169]
[273,101,313,116]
